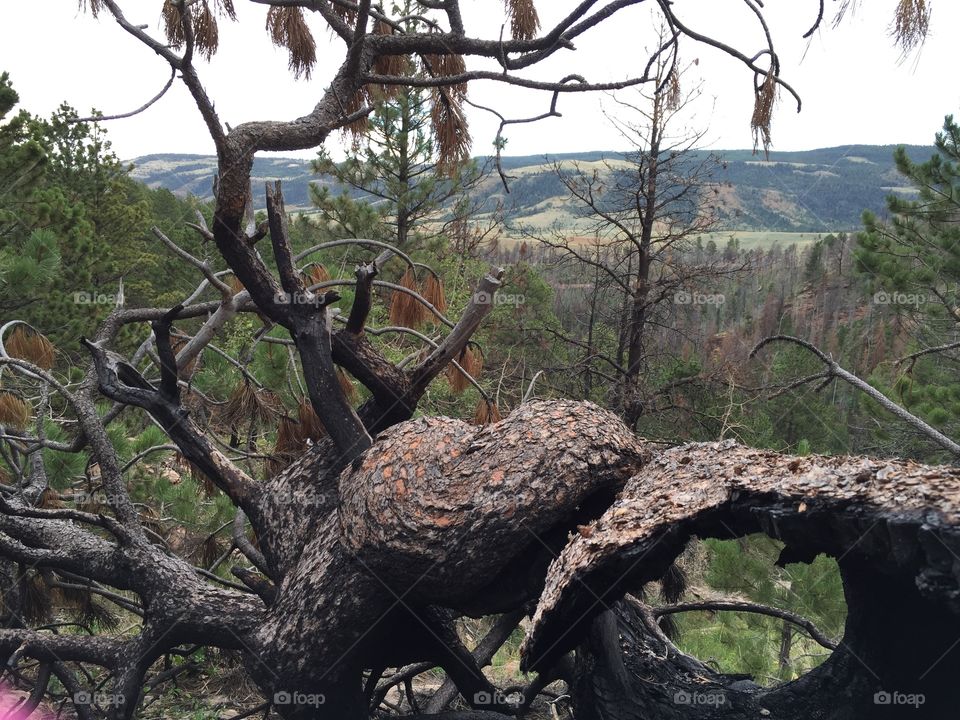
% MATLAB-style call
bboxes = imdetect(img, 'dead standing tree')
[534,44,741,426]
[0,1,956,718]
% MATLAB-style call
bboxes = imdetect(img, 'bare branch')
[70,67,176,123]
[752,335,960,457]
[410,268,504,395]
[152,226,232,297]
[654,600,838,650]
[897,340,960,368]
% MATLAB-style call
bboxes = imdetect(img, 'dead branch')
[752,334,960,458]
[654,600,838,650]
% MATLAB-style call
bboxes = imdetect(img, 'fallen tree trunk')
[4,386,960,718]
[246,400,646,717]
[523,440,960,719]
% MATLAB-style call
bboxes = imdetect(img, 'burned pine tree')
[534,41,739,426]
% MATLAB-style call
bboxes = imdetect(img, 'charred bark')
[5,364,960,719]
[243,401,646,718]
[525,440,960,719]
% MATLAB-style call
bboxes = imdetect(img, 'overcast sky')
[2,1,958,161]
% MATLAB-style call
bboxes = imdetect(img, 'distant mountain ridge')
[128,144,935,232]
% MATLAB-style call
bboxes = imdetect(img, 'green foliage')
[133,425,172,455]
[41,419,88,488]
[857,121,960,304]
[0,73,46,237]
[311,82,482,251]
[855,115,960,444]
[0,74,213,355]
[0,229,60,303]
[0,73,68,313]
[105,422,133,464]
[677,535,845,683]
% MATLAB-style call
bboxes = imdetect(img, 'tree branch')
[410,268,504,396]
[346,262,378,334]
[654,600,838,650]
[752,335,960,457]
[81,333,262,520]
[266,181,373,460]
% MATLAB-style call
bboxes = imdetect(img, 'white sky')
[1,1,957,161]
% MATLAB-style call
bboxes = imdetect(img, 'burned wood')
[339,400,647,603]
[524,439,960,718]
[346,262,379,334]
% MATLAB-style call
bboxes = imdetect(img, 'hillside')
[128,144,933,232]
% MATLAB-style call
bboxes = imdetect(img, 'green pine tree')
[0,72,64,312]
[677,535,845,683]
[855,115,960,444]
[311,81,483,254]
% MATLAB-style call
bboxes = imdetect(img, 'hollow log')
[523,440,960,719]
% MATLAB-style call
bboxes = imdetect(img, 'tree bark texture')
[524,439,960,719]
[5,392,960,718]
